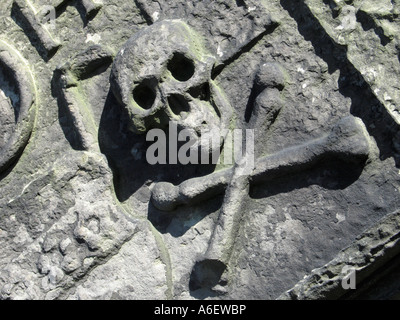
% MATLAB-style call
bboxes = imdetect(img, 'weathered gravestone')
[1,0,400,300]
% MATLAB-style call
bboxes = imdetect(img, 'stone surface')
[279,210,400,300]
[0,0,400,300]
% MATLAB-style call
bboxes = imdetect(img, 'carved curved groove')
[0,40,36,174]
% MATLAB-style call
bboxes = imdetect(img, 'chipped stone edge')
[278,210,400,300]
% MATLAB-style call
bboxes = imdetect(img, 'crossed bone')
[152,114,371,290]
[151,116,371,212]
[150,57,371,291]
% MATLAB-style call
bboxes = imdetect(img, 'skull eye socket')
[167,52,195,82]
[133,80,157,110]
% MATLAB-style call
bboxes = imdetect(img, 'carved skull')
[110,20,233,152]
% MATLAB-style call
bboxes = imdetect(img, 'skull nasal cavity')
[167,53,195,82]
[133,81,156,110]
[168,94,190,116]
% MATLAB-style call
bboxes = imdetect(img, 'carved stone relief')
[0,39,36,174]
[1,0,400,300]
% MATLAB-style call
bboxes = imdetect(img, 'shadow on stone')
[147,193,223,237]
[189,259,227,299]
[280,0,400,167]
[251,158,366,200]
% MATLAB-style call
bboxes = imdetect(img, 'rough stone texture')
[0,0,400,300]
[278,210,400,300]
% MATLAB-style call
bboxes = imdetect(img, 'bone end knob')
[326,116,371,162]
[255,62,286,90]
[151,182,180,211]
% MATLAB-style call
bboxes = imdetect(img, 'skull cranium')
[110,20,233,153]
